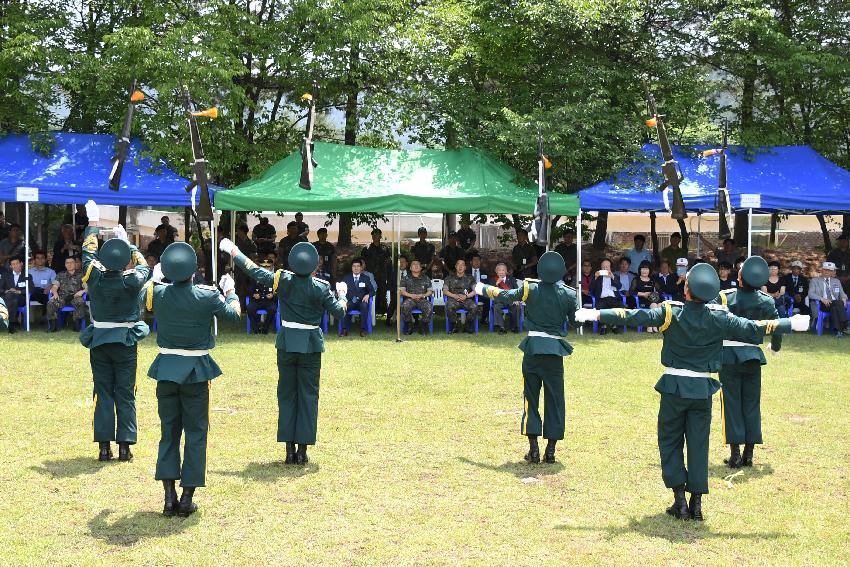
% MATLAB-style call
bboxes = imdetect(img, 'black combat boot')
[724,444,742,468]
[404,324,414,335]
[689,493,704,521]
[284,442,296,465]
[118,443,133,462]
[162,480,178,517]
[296,444,309,464]
[524,435,540,463]
[741,444,754,467]
[665,485,690,520]
[543,439,557,463]
[98,442,113,462]
[177,487,198,517]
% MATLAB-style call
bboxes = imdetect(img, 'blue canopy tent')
[0,132,218,331]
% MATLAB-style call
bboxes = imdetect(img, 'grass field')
[0,323,848,566]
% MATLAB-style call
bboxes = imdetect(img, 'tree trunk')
[816,214,832,252]
[592,211,608,250]
[769,213,778,247]
[733,211,749,247]
[118,206,128,228]
[677,219,689,253]
[443,120,459,245]
[184,207,192,242]
[842,214,850,237]
[337,46,360,248]
[650,211,660,266]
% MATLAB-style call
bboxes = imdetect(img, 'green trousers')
[90,343,138,444]
[720,361,763,445]
[520,354,565,440]
[658,393,712,494]
[154,380,209,488]
[277,350,322,445]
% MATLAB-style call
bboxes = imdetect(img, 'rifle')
[529,134,552,248]
[702,122,733,240]
[108,80,145,191]
[299,84,319,190]
[182,85,217,222]
[646,93,687,220]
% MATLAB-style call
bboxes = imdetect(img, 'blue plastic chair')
[246,295,273,335]
[399,295,435,335]
[591,293,628,333]
[445,296,479,334]
[49,291,87,330]
[813,299,837,336]
[488,300,524,333]
[340,295,373,336]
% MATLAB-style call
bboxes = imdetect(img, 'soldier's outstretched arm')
[601,304,668,328]
[565,287,578,326]
[476,281,527,304]
[212,290,242,322]
[322,287,347,320]
[721,312,792,345]
[220,238,275,287]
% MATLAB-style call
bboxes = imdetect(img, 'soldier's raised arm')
[476,279,528,304]
[220,237,275,287]
[211,273,241,323]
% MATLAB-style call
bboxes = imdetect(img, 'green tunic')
[598,301,791,494]
[481,280,577,440]
[233,252,347,445]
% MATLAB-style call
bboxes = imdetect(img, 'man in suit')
[491,262,520,334]
[655,260,678,299]
[808,261,849,336]
[466,253,489,324]
[0,257,31,333]
[246,261,277,335]
[782,260,809,315]
[342,258,374,336]
[589,258,622,334]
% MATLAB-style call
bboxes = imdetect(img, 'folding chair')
[399,295,435,335]
[339,295,373,335]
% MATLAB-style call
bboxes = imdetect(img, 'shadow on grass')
[88,508,197,546]
[30,456,111,479]
[213,461,321,482]
[556,512,788,543]
[710,462,775,485]
[458,456,565,479]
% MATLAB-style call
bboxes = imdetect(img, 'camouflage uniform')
[47,270,88,322]
[444,272,480,323]
[400,273,433,324]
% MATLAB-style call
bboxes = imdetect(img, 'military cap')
[741,256,769,288]
[288,241,319,276]
[161,242,197,282]
[100,238,131,271]
[686,263,720,302]
[537,251,566,284]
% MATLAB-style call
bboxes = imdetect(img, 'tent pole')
[575,208,582,336]
[747,208,753,258]
[25,202,30,332]
[696,214,701,258]
[395,213,402,343]
[230,210,236,270]
[212,210,218,336]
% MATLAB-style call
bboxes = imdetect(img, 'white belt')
[722,340,758,347]
[91,320,137,329]
[159,348,210,357]
[663,367,711,378]
[281,320,319,330]
[528,331,565,340]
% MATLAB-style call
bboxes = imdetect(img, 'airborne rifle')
[646,94,687,220]
[108,80,145,191]
[182,86,217,221]
[529,134,552,248]
[702,122,733,240]
[299,84,319,190]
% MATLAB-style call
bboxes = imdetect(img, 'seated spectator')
[615,257,634,293]
[467,253,489,322]
[579,259,593,307]
[412,227,435,266]
[155,215,179,243]
[426,256,446,279]
[444,258,481,333]
[655,260,678,300]
[626,234,652,273]
[0,223,26,269]
[762,261,787,316]
[252,216,277,256]
[146,226,169,260]
[46,256,87,331]
[491,262,521,334]
[826,233,850,294]
[341,259,374,337]
[718,261,738,291]
[386,255,409,325]
[294,212,310,242]
[660,232,685,269]
[246,261,277,335]
[808,261,849,336]
[145,254,158,281]
[399,259,433,335]
[457,218,477,251]
[0,257,31,333]
[313,227,336,275]
[673,257,688,301]
[314,258,335,287]
[782,260,809,315]
[29,251,56,308]
[630,261,661,332]
[590,258,623,334]
[511,229,538,278]
[277,221,301,267]
[554,231,577,285]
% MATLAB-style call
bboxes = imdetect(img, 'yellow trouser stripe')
[92,393,98,434]
[521,375,527,435]
[719,388,727,445]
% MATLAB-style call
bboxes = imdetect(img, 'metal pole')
[575,208,582,335]
[395,213,402,343]
[696,214,702,258]
[25,202,30,332]
[747,208,753,258]
[211,210,218,335]
[229,210,236,269]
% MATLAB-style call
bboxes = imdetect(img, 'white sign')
[16,186,39,202]
[740,193,761,208]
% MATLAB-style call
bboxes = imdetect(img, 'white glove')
[335,282,348,299]
[151,263,164,283]
[219,274,235,296]
[112,224,129,243]
[474,281,486,296]
[768,345,779,357]
[575,308,601,323]
[790,314,810,332]
[85,200,99,222]
[218,238,240,257]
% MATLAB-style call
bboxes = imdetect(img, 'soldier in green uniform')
[0,297,8,330]
[400,259,433,334]
[79,201,150,462]
[221,238,348,465]
[444,259,481,333]
[476,252,577,463]
[576,264,809,521]
[714,256,780,468]
[142,242,241,517]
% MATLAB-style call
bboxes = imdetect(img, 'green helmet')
[288,242,319,276]
[686,263,720,302]
[741,256,769,288]
[537,251,566,284]
[160,242,197,282]
[99,238,131,271]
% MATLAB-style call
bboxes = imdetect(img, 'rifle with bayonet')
[182,85,217,221]
[529,134,552,248]
[299,84,319,190]
[702,122,733,240]
[108,80,145,191]
[645,93,687,220]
